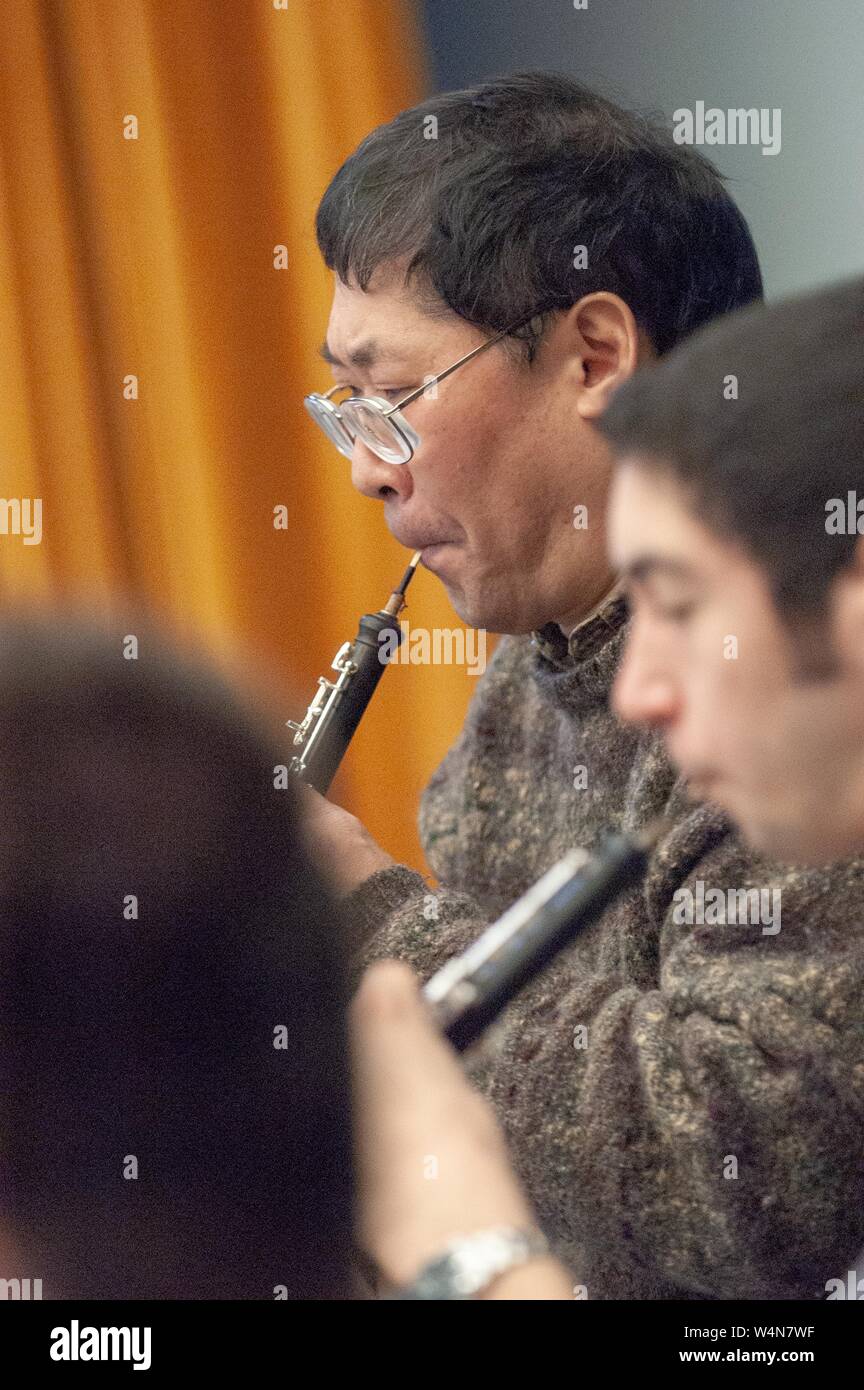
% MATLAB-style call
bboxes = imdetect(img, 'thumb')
[350,959,463,1096]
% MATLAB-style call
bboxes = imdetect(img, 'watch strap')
[386,1226,550,1301]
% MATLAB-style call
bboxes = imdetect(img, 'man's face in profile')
[321,268,618,635]
[609,460,864,864]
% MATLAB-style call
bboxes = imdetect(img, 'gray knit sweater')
[344,596,864,1300]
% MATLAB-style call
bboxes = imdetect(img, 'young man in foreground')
[601,274,864,866]
[598,277,864,1284]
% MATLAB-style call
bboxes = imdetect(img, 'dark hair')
[0,614,353,1299]
[597,275,864,617]
[316,70,763,358]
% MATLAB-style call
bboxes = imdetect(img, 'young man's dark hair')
[598,274,864,618]
[317,70,763,358]
[0,614,353,1299]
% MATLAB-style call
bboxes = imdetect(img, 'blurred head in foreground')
[0,614,353,1298]
[599,275,864,865]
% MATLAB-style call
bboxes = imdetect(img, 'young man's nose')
[612,645,680,732]
[350,439,413,501]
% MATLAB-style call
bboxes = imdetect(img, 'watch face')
[404,1229,546,1300]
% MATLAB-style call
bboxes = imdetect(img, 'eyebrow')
[319,339,390,371]
[620,556,698,584]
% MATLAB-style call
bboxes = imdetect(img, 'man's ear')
[565,293,652,421]
[831,536,864,675]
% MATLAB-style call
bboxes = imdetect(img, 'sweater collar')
[531,590,629,669]
[529,593,630,707]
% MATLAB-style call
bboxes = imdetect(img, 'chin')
[782,821,864,867]
[438,582,508,635]
[741,811,848,868]
[436,581,474,627]
[431,559,544,636]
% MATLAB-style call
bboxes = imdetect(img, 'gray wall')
[420,0,864,299]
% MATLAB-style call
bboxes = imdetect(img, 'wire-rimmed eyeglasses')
[304,306,549,465]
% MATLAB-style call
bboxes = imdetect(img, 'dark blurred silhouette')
[0,612,353,1299]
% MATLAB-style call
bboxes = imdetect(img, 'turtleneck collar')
[529,593,630,710]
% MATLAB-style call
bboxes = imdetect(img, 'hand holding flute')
[350,959,574,1299]
[349,826,662,1296]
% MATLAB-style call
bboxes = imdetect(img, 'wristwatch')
[385,1227,551,1300]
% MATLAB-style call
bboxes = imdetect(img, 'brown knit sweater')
[344,595,864,1300]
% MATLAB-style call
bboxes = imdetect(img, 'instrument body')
[288,554,420,795]
[424,827,659,1052]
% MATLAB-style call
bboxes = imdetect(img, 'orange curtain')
[0,0,482,875]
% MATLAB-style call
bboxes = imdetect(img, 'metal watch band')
[385,1226,551,1301]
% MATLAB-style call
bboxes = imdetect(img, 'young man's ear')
[565,293,654,420]
[832,535,864,675]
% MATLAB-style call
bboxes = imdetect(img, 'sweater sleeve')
[340,633,541,977]
[501,805,864,1300]
[340,862,499,985]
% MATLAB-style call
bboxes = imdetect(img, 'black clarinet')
[287,552,421,795]
[424,821,665,1053]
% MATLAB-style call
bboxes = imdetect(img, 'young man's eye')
[658,601,695,623]
[637,581,697,624]
[624,581,694,625]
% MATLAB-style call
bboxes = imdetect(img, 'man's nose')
[612,640,680,732]
[350,438,413,500]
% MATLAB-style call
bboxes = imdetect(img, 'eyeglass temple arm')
[384,308,550,417]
